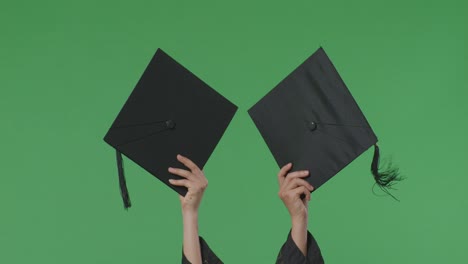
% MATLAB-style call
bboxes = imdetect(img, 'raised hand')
[168,154,208,214]
[168,154,208,264]
[278,163,314,220]
[277,163,314,256]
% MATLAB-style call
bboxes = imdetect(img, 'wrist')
[290,213,308,257]
[291,213,308,228]
[182,209,199,219]
[182,210,199,233]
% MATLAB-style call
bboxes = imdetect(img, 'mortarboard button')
[165,119,176,129]
[308,121,317,132]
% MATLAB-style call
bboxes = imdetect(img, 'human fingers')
[168,167,194,179]
[177,154,201,173]
[282,170,309,187]
[284,178,314,192]
[291,185,311,201]
[168,179,190,188]
[278,163,292,185]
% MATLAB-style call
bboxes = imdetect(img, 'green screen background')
[1,0,467,263]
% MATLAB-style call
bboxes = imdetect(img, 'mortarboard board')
[104,49,238,209]
[248,47,401,198]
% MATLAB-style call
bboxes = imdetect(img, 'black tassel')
[371,144,402,201]
[116,150,131,209]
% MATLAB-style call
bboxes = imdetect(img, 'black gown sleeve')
[182,236,223,264]
[276,230,324,264]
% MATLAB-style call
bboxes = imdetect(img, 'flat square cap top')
[104,49,237,198]
[248,47,377,190]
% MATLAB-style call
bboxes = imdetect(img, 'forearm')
[291,214,308,256]
[182,210,202,264]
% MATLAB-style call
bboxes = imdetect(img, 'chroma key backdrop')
[1,0,467,263]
